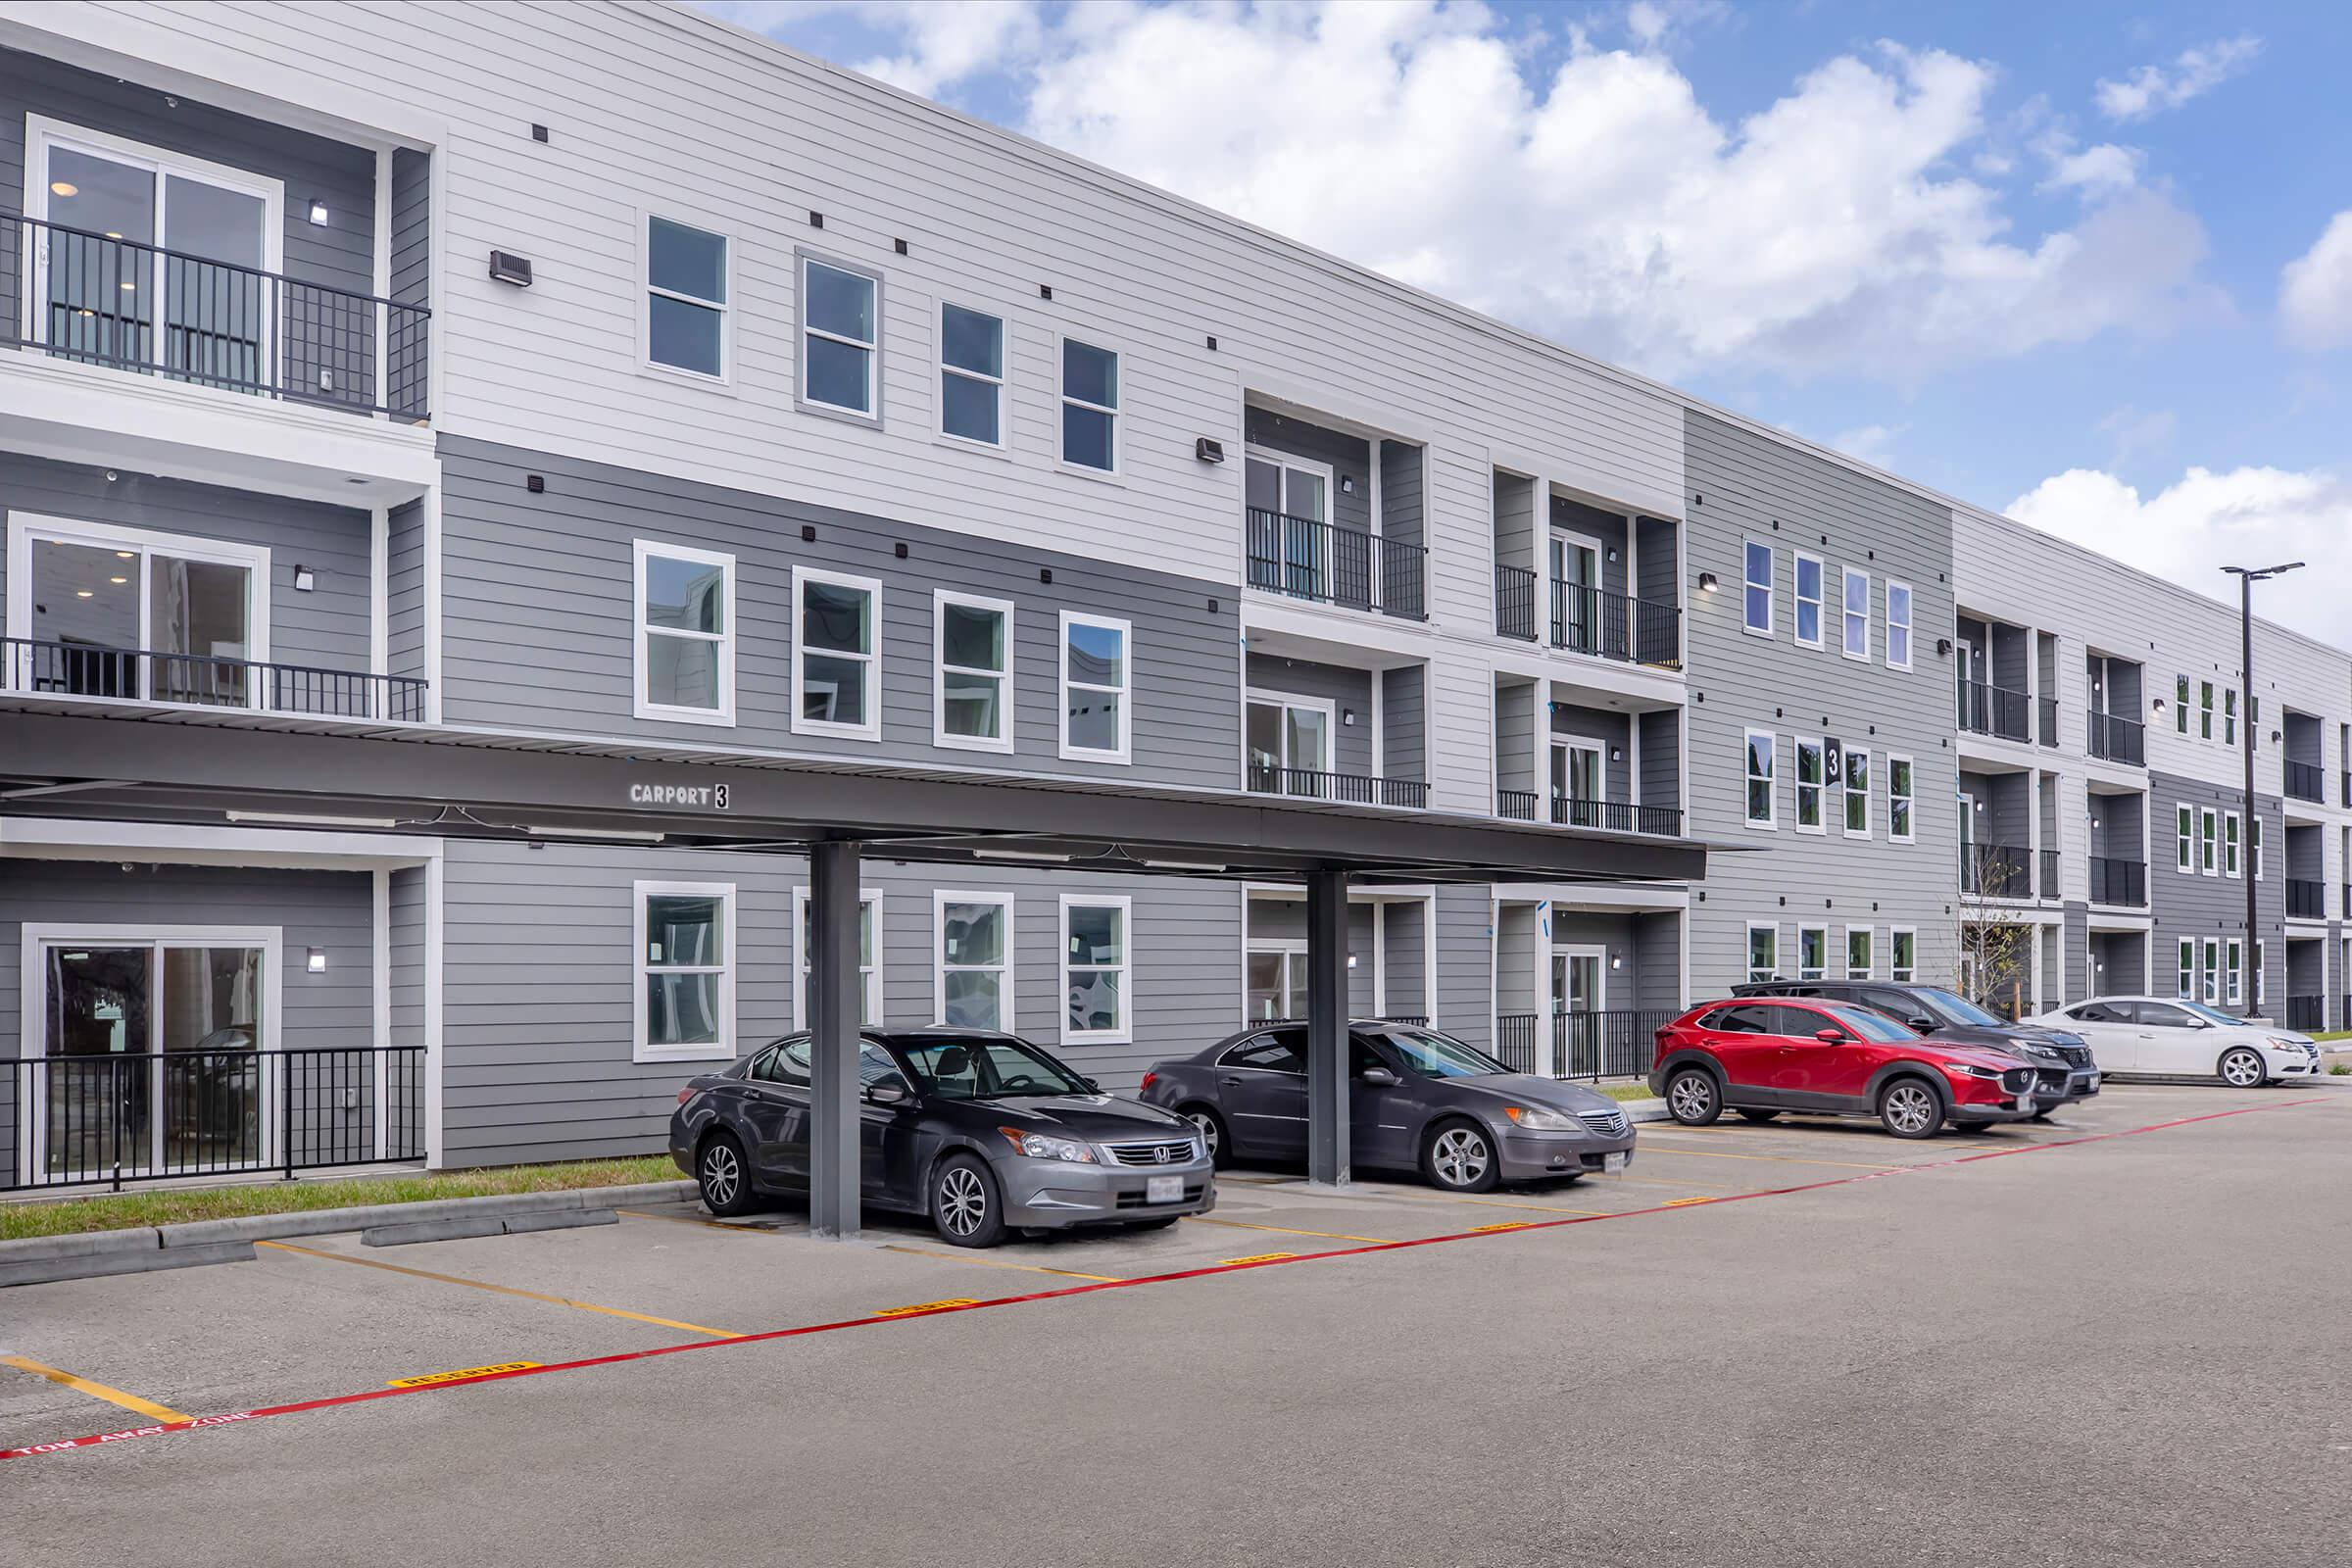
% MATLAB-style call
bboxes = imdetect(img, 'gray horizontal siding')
[1246,652,1372,778]
[1244,408,1370,533]
[1383,664,1427,784]
[385,497,425,683]
[390,147,431,308]
[2149,768,2282,1007]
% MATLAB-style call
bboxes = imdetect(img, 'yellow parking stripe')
[256,1240,739,1339]
[0,1353,190,1424]
[875,1244,1122,1283]
[1183,1215,1396,1245]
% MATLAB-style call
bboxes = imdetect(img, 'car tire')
[931,1152,1008,1249]
[1736,1107,1780,1124]
[695,1132,760,1217]
[1951,1118,1994,1133]
[1178,1103,1233,1170]
[1420,1118,1501,1193]
[1877,1077,1945,1140]
[1666,1066,1723,1126]
[2218,1047,2267,1089]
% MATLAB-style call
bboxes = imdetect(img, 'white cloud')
[1830,423,1901,466]
[2279,211,2352,352]
[2094,35,2261,122]
[2007,465,2352,641]
[2040,140,2140,195]
[699,0,1045,98]
[2096,405,2177,466]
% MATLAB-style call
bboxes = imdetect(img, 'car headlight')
[1942,1062,2003,1079]
[997,1127,1097,1163]
[1503,1104,1578,1131]
[2265,1037,2303,1053]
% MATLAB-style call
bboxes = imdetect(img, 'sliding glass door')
[11,518,263,706]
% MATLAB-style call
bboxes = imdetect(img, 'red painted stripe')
[2,1094,2324,1461]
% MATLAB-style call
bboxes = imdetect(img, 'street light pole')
[2223,562,2304,1019]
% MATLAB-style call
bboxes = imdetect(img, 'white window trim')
[2225,937,2244,1006]
[2223,689,2237,746]
[791,564,883,743]
[1797,924,1829,982]
[1246,687,1338,782]
[1840,568,1872,662]
[2177,938,2195,1001]
[1743,728,1777,830]
[1741,540,1774,639]
[2176,805,2194,873]
[2199,681,2215,741]
[932,589,1015,754]
[1056,332,1122,479]
[936,297,1009,453]
[632,880,736,1064]
[1745,922,1779,984]
[631,538,735,727]
[6,511,273,701]
[934,889,1014,1031]
[1794,737,1828,836]
[2200,808,2218,876]
[2201,938,2221,1005]
[795,249,883,424]
[1886,581,1913,671]
[791,885,883,1031]
[1843,924,1875,982]
[2175,676,2190,735]
[1059,609,1132,763]
[1843,747,1872,839]
[2224,810,2242,879]
[1890,926,1918,984]
[1887,754,1915,844]
[636,210,735,389]
[2252,815,2264,879]
[1792,551,1825,649]
[1059,892,1133,1046]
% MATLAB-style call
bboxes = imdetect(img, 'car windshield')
[1365,1026,1511,1079]
[1913,988,2006,1028]
[1824,1005,1916,1044]
[895,1035,1094,1100]
[2179,1003,2240,1027]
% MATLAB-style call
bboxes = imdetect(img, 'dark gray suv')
[1732,980,2099,1114]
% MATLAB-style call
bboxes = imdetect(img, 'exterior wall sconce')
[2153,697,2167,714]
[1195,437,1225,464]
[1697,572,1718,593]
[488,250,534,287]
[1339,475,1355,495]
[307,948,327,973]
[292,565,316,592]
[307,199,329,225]
[1936,637,1954,657]
[1609,746,1623,761]
[1342,709,1355,726]
[1609,954,1623,970]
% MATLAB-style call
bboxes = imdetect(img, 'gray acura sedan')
[670,1028,1214,1248]
[1138,1020,1635,1192]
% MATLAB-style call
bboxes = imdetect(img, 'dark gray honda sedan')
[1138,1020,1635,1192]
[670,1027,1214,1248]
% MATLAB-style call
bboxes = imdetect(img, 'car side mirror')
[1814,1028,1849,1045]
[864,1080,911,1106]
[1907,1016,1936,1032]
[1359,1066,1399,1087]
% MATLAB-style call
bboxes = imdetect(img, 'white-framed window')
[1798,925,1828,982]
[1844,748,1872,838]
[1059,610,1131,761]
[2176,805,2194,872]
[1845,926,1874,981]
[5,513,272,710]
[2252,816,2264,879]
[1746,923,1779,984]
[632,539,733,725]
[1059,336,1119,473]
[1886,581,1913,671]
[797,252,880,420]
[936,891,1012,1030]
[1246,688,1336,797]
[2177,939,2194,1000]
[2255,940,2266,1005]
[2175,675,2189,734]
[2201,937,2221,1004]
[1741,541,1773,637]
[938,300,1006,448]
[1795,738,1826,832]
[2200,808,2218,875]
[2224,811,2241,878]
[642,214,730,382]
[1245,942,1307,1023]
[2199,681,2215,740]
[1841,568,1870,661]
[1888,755,1915,843]
[1793,553,1824,648]
[1891,927,1917,984]
[2226,937,2244,1006]
[934,590,1013,753]
[2224,689,2237,746]
[1060,894,1131,1045]
[1744,729,1776,828]
[792,565,881,742]
[793,886,882,1028]
[634,881,734,1062]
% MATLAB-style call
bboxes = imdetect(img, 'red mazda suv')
[1649,998,2041,1140]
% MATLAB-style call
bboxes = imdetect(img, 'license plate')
[1146,1174,1184,1204]
[1602,1152,1629,1174]
[2086,1075,2099,1091]
[2017,1094,2034,1114]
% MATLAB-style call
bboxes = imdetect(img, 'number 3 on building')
[713,784,729,810]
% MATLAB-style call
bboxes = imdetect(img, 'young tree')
[1955,841,2034,1019]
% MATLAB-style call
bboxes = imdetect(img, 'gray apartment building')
[0,0,2342,1191]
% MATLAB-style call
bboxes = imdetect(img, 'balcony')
[4,218,430,421]
[2087,711,2146,766]
[2039,848,2060,898]
[1495,564,1538,641]
[1246,760,1428,810]
[2088,856,2146,907]
[1245,510,1425,621]
[2037,696,2058,748]
[3,638,427,722]
[1551,583,1680,667]
[2284,760,2326,805]
[1549,794,1683,837]
[2288,878,2328,920]
[1962,842,2033,899]
[1958,680,2031,743]
[2287,995,2326,1033]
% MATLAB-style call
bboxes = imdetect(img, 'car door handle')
[1220,1075,1247,1086]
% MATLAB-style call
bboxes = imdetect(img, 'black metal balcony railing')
[2037,695,2059,748]
[1957,680,2031,742]
[2341,770,2351,808]
[1550,582,1680,667]
[1963,843,2033,899]
[1552,1008,1677,1083]
[1495,563,1538,641]
[1245,509,1426,620]
[4,1047,425,1193]
[2087,710,2146,766]
[2288,878,2328,920]
[2284,760,2326,804]
[3,216,430,420]
[2286,995,2325,1033]
[1497,788,1541,821]
[2039,848,2060,899]
[1493,1012,1540,1074]
[1550,794,1683,837]
[1246,760,1429,809]
[2089,856,2147,907]
[4,637,428,722]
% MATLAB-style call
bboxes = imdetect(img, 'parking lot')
[4,1079,2348,1566]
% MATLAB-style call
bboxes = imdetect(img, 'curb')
[1623,1099,1670,1123]
[0,1180,698,1287]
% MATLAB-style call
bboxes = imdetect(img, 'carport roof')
[1,710,1722,886]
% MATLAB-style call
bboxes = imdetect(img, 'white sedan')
[2028,997,2323,1086]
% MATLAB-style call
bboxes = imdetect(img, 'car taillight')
[676,1087,696,1105]
[1139,1071,1158,1094]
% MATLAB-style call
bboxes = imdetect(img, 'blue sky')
[697,1,2352,639]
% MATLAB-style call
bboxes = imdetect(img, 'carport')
[1,710,1707,1236]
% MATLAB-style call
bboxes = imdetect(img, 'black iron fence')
[1495,563,1538,640]
[2286,995,2326,1033]
[2087,710,2145,765]
[2037,695,2059,748]
[1245,509,1426,619]
[1497,788,1540,821]
[2289,877,2328,920]
[1494,1013,1540,1073]
[3,1047,425,1193]
[1550,794,1683,837]
[1958,679,2031,741]
[1552,1009,1674,1082]
[1963,843,2033,898]
[2039,848,2061,899]
[2089,856,2147,906]
[1550,582,1680,667]
[3,215,430,420]
[1246,760,1429,809]
[3,637,426,721]
[2285,760,2326,804]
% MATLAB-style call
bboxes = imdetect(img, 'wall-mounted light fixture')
[1697,572,1719,593]
[1606,547,1619,564]
[1195,437,1225,464]
[488,250,534,287]
[1339,475,1356,495]
[2153,696,2168,714]
[306,948,327,973]
[1342,709,1356,726]
[1609,746,1623,761]
[1936,636,1954,657]
[307,199,329,226]
[292,565,316,592]
[1609,954,1623,970]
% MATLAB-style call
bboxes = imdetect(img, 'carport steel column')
[1305,868,1350,1187]
[808,840,862,1238]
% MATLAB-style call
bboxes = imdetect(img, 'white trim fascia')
[792,564,884,743]
[0,814,441,869]
[934,888,1015,1031]
[631,878,738,1064]
[1058,891,1134,1046]
[933,588,1016,754]
[632,537,738,727]
[1058,608,1133,763]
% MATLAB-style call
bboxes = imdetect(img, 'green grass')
[0,1155,680,1242]
[2309,1030,2352,1043]
[1592,1081,1659,1102]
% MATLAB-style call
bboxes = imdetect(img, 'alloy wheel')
[938,1164,989,1237]
[1669,1074,1713,1121]
[1430,1126,1491,1188]
[1184,1109,1221,1160]
[1884,1084,1936,1136]
[2221,1049,2265,1088]
[701,1142,740,1208]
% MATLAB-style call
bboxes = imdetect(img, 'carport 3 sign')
[628,781,731,810]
